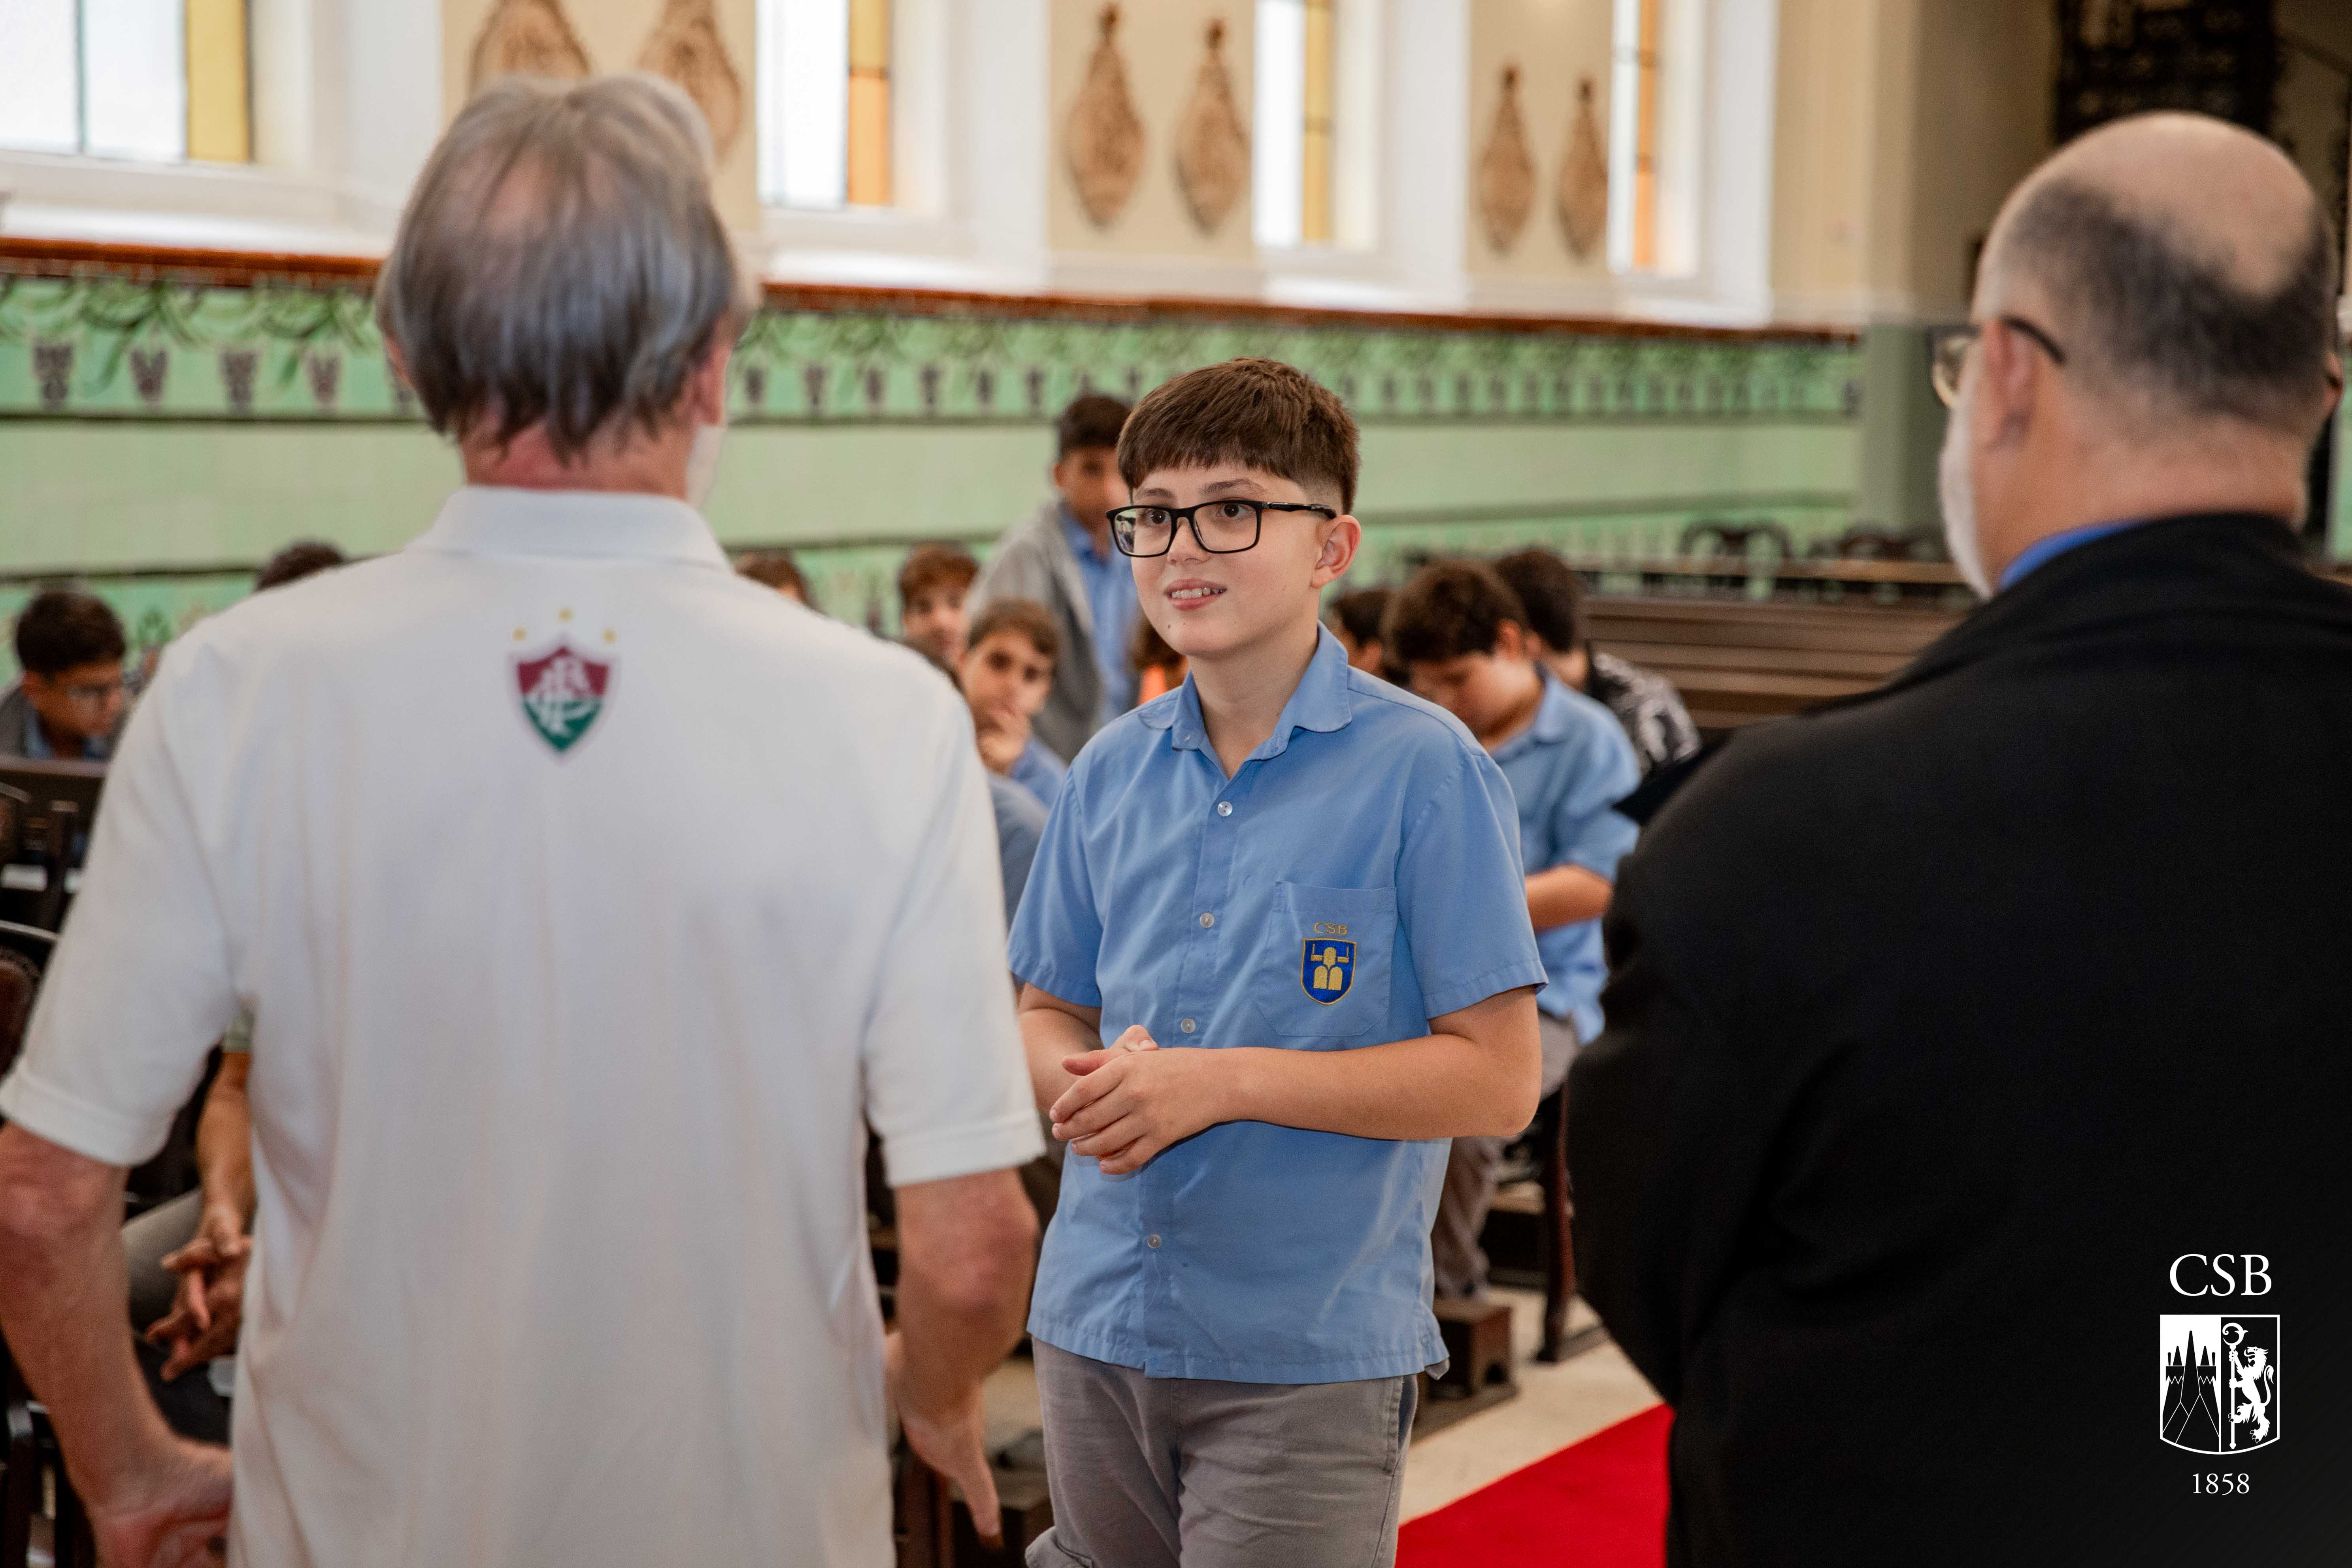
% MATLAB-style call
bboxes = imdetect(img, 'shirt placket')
[1137,749,1257,1372]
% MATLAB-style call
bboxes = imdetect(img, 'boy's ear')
[1311,514,1362,587]
[1494,620,1530,662]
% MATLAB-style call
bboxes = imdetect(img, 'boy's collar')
[1490,667,1581,758]
[1144,624,1355,760]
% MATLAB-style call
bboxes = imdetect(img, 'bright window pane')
[84,0,187,161]
[845,0,889,205]
[761,0,851,208]
[0,0,83,153]
[1253,0,1305,247]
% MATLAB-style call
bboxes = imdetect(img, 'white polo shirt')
[0,487,1044,1568]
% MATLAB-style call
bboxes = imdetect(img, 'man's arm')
[1527,864,1612,931]
[0,1124,233,1565]
[1045,987,1540,1176]
[147,1051,255,1376]
[888,1168,1038,1549]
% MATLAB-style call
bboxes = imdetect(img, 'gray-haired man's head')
[377,74,754,463]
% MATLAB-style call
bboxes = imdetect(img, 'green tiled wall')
[1,264,1864,679]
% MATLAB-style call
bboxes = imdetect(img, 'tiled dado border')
[0,238,1863,425]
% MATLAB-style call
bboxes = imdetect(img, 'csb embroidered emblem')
[2160,1315,2280,1453]
[514,642,612,754]
[1301,940,1355,1004]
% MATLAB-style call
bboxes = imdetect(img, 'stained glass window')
[760,0,893,209]
[0,0,248,162]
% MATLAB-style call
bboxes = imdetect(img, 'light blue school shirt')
[1060,507,1141,724]
[1011,735,1067,811]
[1491,672,1641,1042]
[1009,626,1547,1383]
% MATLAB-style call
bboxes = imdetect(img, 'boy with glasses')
[1010,359,1546,1568]
[2,588,130,761]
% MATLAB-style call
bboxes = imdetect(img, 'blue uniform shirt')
[1011,735,1068,811]
[1009,626,1547,1383]
[1492,673,1640,1041]
[1060,507,1141,723]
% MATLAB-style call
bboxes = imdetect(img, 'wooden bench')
[1584,596,1964,734]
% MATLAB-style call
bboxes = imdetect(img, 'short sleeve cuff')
[0,1068,171,1168]
[881,1108,1049,1188]
[1009,951,1103,1009]
[1422,959,1550,1022]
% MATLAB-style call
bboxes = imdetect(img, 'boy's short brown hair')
[1489,549,1585,652]
[1116,358,1359,513]
[1057,394,1132,459]
[897,541,980,605]
[737,549,810,601]
[967,596,1060,666]
[1385,561,1530,666]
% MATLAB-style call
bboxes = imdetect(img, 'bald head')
[1979,113,2340,441]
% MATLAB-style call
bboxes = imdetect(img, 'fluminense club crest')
[2160,1315,2279,1453]
[513,640,613,754]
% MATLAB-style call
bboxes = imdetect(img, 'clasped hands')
[1051,1025,1234,1176]
[145,1206,251,1381]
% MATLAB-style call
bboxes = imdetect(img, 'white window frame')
[0,0,438,255]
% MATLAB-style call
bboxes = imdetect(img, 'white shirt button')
[1179,1018,1197,1033]
[1217,802,1233,817]
[1198,912,1215,928]
[1146,1234,1163,1248]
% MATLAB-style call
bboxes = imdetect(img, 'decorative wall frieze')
[0,244,1862,428]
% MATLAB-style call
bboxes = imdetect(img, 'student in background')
[1324,585,1394,678]
[969,394,1138,762]
[1491,549,1698,776]
[897,542,980,671]
[1012,360,1545,1567]
[253,541,347,592]
[1390,561,1639,1301]
[1,589,129,761]
[738,549,813,608]
[1128,614,1186,704]
[960,598,1068,812]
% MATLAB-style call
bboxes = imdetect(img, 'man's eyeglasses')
[1926,315,2069,408]
[1107,499,1337,558]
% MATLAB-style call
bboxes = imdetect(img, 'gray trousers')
[1026,1342,1418,1568]
[1432,1012,1579,1300]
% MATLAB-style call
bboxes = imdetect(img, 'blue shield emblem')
[1301,940,1355,1004]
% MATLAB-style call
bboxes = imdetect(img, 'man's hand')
[86,1436,233,1568]
[147,1207,252,1380]
[886,1330,1002,1548]
[1050,1030,1234,1175]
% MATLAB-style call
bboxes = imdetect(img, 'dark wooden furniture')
[1584,595,1963,736]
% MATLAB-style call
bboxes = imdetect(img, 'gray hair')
[1998,177,2340,437]
[377,74,754,461]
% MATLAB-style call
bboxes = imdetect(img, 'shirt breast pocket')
[1251,882,1396,1040]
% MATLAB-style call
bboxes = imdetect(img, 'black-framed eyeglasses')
[1107,499,1338,558]
[1926,315,2067,408]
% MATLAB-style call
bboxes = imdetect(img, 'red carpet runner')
[1398,1404,1671,1568]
